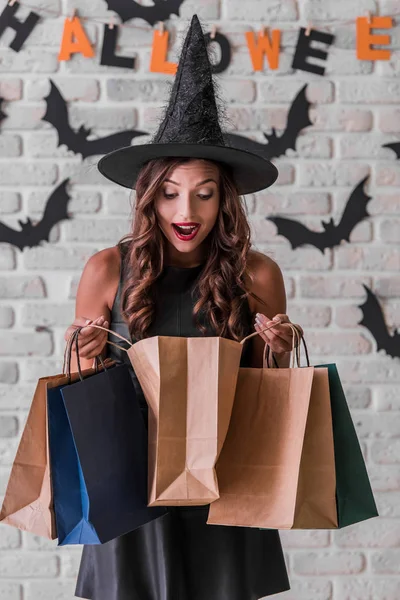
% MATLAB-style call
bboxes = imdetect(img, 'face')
[154,159,220,266]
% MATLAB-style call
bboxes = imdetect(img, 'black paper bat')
[383,142,400,159]
[0,179,72,250]
[0,98,6,125]
[104,0,186,24]
[358,285,400,359]
[42,80,148,158]
[266,175,372,253]
[223,84,312,160]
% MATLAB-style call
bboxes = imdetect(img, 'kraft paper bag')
[133,336,247,506]
[206,325,317,529]
[291,365,338,529]
[0,331,113,539]
[0,373,62,539]
[207,324,339,529]
[287,324,378,528]
[88,322,280,507]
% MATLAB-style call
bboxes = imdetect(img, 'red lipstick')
[172,222,201,241]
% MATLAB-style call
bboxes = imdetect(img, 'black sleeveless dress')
[75,242,291,600]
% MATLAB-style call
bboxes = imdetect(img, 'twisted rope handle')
[239,318,282,345]
[265,323,310,369]
[83,321,284,351]
[69,323,132,352]
[262,322,301,369]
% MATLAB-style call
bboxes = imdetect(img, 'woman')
[66,156,301,600]
[64,14,304,600]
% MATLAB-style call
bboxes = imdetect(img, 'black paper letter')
[205,31,232,75]
[0,1,40,52]
[292,27,334,76]
[100,24,135,69]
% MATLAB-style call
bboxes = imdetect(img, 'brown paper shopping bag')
[0,330,114,538]
[88,321,281,507]
[207,324,338,529]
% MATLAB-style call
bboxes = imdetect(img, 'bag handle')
[69,323,132,353]
[72,327,109,382]
[63,328,79,383]
[265,323,310,369]
[239,318,282,346]
[63,326,111,381]
[78,321,286,358]
[263,323,300,369]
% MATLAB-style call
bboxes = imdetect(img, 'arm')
[66,247,120,373]
[247,253,292,368]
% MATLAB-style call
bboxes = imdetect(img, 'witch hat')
[97,14,278,195]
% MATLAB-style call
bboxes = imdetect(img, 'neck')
[164,242,207,268]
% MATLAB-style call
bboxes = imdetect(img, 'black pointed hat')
[98,14,278,195]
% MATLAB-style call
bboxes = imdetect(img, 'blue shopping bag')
[47,385,100,545]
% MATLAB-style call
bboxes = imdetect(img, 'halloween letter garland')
[42,80,148,158]
[266,176,372,253]
[0,179,71,250]
[223,84,312,159]
[358,285,400,360]
[0,0,39,52]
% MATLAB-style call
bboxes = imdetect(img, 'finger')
[272,314,289,323]
[255,320,294,351]
[79,317,107,338]
[256,315,291,339]
[254,322,275,345]
[254,323,289,353]
[74,334,108,359]
[71,321,108,352]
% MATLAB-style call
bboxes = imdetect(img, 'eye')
[163,192,177,199]
[199,194,212,200]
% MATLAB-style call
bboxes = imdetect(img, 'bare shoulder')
[247,249,283,281]
[245,250,286,317]
[77,245,122,314]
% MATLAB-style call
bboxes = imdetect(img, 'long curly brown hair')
[117,156,262,342]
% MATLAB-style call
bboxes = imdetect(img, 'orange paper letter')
[58,16,95,61]
[150,29,177,74]
[245,29,281,70]
[356,16,392,60]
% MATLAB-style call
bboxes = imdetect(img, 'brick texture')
[0,2,399,599]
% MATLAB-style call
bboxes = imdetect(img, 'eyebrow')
[164,178,218,186]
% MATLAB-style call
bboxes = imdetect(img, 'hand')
[64,315,109,359]
[253,313,303,355]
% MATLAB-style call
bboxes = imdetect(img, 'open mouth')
[172,223,200,241]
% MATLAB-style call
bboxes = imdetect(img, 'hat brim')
[97,143,278,195]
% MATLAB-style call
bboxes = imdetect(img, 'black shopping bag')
[50,328,166,545]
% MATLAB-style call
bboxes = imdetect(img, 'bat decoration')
[382,142,400,159]
[0,97,6,126]
[42,80,148,158]
[266,175,372,253]
[358,284,400,360]
[0,179,72,250]
[104,0,186,25]
[223,84,312,159]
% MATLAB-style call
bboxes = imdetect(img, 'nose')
[177,192,197,219]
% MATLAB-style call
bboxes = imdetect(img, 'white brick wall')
[0,0,399,598]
